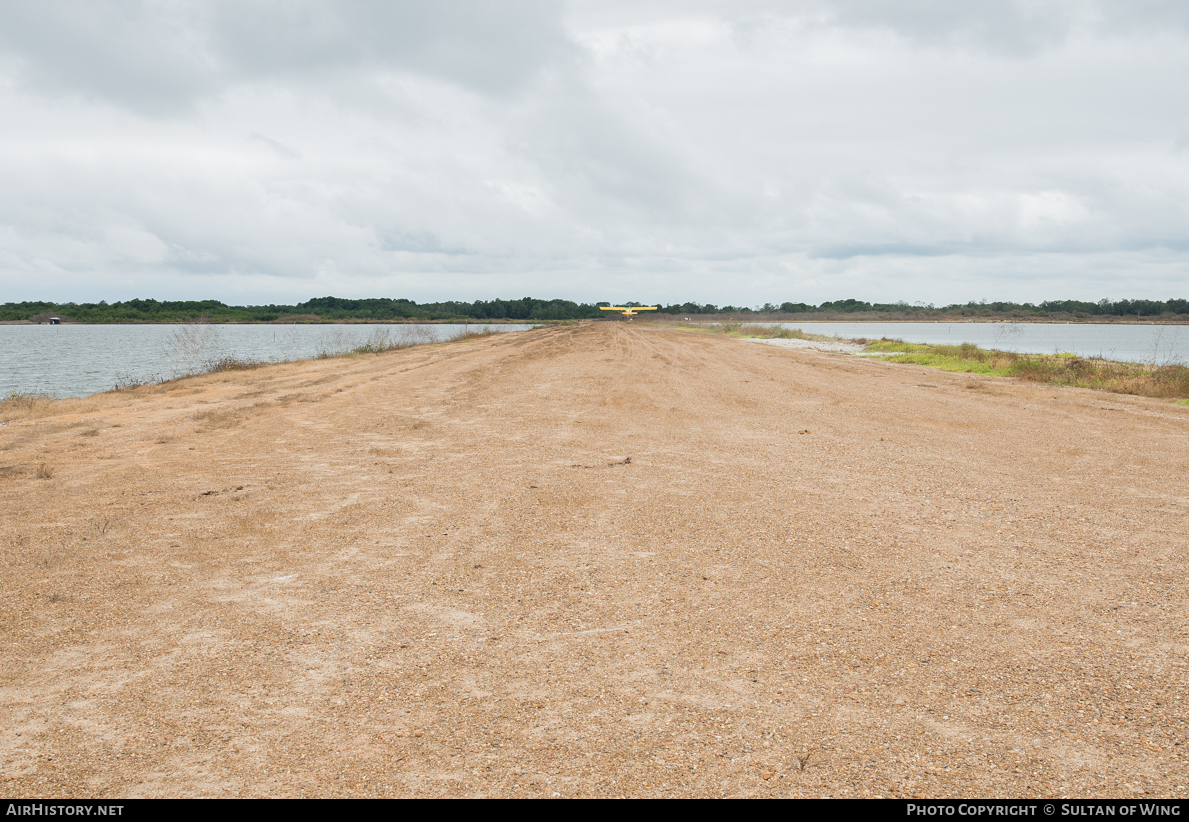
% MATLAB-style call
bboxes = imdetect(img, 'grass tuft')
[1,390,56,421]
[344,324,498,355]
[319,326,436,357]
[452,327,501,342]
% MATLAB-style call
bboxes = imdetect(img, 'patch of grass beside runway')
[866,340,1189,400]
[671,321,843,342]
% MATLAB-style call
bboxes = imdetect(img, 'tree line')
[3,296,1187,323]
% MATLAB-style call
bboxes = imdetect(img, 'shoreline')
[0,318,554,326]
[672,317,1189,326]
[1,325,521,405]
[682,324,1189,402]
[6,319,1187,408]
[5,317,1189,326]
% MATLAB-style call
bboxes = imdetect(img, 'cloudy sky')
[1,1,1187,307]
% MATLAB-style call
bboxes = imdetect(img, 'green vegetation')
[864,340,1020,376]
[659,297,1189,321]
[3,297,609,324]
[867,340,1189,400]
[4,296,1187,324]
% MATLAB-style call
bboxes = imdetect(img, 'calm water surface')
[4,321,1186,400]
[768,321,1188,365]
[1,323,534,399]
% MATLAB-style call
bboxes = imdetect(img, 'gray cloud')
[0,2,212,113]
[0,1,1187,306]
[0,1,574,113]
[718,0,1189,55]
[207,1,575,95]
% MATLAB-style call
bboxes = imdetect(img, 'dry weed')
[1,390,56,422]
[452,327,501,342]
[872,339,1189,401]
[1012,357,1189,399]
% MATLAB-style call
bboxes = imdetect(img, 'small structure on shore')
[49,317,61,325]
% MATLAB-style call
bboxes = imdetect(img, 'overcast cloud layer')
[1,0,1187,306]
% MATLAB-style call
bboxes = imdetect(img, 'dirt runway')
[2,321,1187,797]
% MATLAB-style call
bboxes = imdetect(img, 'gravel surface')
[2,322,1187,798]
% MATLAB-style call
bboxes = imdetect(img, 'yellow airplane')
[600,305,658,318]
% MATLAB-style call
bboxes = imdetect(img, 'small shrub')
[1008,358,1053,381]
[1151,364,1189,398]
[958,342,985,361]
[204,356,259,373]
[351,327,394,354]
[167,322,225,377]
[113,372,162,390]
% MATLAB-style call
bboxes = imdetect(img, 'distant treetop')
[1,296,1186,323]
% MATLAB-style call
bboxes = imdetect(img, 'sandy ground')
[2,322,1188,799]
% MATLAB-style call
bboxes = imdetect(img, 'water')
[0,323,535,399]
[5,320,1186,400]
[764,322,1188,365]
